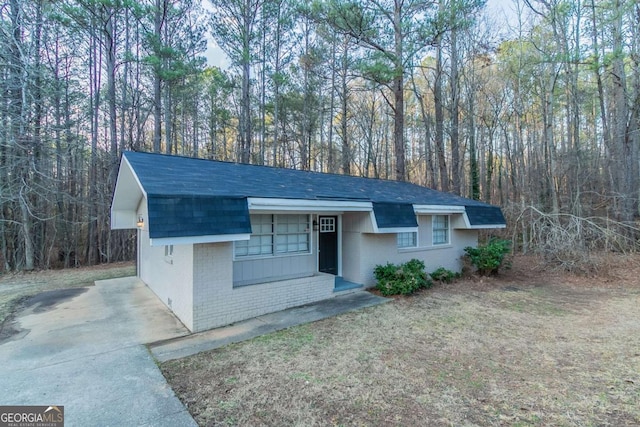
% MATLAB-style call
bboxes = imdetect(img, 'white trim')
[248,197,372,212]
[110,155,148,229]
[337,215,343,277]
[459,212,506,229]
[150,233,250,247]
[397,231,418,249]
[398,244,454,254]
[377,227,419,234]
[233,213,313,260]
[315,214,319,272]
[462,212,472,228]
[369,210,418,234]
[466,224,506,229]
[315,214,341,276]
[368,211,419,234]
[369,211,378,232]
[123,155,148,198]
[413,205,466,214]
[319,217,336,232]
[432,214,451,246]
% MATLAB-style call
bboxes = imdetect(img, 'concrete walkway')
[0,277,195,427]
[149,291,390,363]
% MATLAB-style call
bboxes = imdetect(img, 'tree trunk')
[450,25,461,195]
[610,0,632,222]
[392,2,405,181]
[340,43,350,175]
[240,0,252,163]
[153,0,163,153]
[434,34,448,192]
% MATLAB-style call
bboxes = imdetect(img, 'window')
[275,214,310,254]
[164,245,174,257]
[164,244,174,264]
[397,232,417,248]
[235,214,310,258]
[319,217,335,233]
[432,215,450,245]
[234,215,273,257]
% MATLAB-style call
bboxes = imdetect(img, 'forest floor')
[162,254,640,426]
[0,262,135,339]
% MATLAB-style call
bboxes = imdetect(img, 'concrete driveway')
[0,277,196,427]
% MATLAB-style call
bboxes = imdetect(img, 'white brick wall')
[191,242,335,332]
[137,202,195,330]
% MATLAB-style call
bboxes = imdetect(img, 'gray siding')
[356,229,477,286]
[233,253,316,286]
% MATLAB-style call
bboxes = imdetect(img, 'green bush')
[430,267,459,283]
[373,259,432,296]
[464,237,511,276]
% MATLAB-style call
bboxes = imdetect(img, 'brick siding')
[191,242,334,332]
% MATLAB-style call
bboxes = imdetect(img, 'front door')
[318,216,338,275]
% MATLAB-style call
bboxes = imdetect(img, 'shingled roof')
[115,151,505,240]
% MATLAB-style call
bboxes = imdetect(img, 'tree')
[210,0,264,163]
[316,0,483,181]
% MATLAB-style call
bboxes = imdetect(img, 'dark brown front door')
[318,216,338,275]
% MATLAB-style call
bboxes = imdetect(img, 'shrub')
[373,259,431,296]
[430,267,459,283]
[464,237,511,276]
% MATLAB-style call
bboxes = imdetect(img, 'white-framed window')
[235,214,310,258]
[319,217,335,233]
[275,214,310,254]
[164,244,174,257]
[164,244,174,264]
[397,232,417,248]
[432,215,450,245]
[234,215,274,257]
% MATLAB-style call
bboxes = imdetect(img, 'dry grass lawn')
[162,255,640,426]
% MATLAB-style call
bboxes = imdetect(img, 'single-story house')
[111,151,506,332]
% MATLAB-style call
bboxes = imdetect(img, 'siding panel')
[233,253,316,286]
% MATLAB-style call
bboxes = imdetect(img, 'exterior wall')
[233,253,316,286]
[342,211,374,233]
[352,214,478,287]
[192,242,335,331]
[341,212,368,283]
[231,213,318,286]
[137,204,195,330]
[136,205,479,333]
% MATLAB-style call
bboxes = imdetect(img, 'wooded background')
[1,0,638,271]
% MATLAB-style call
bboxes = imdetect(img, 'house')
[111,151,506,332]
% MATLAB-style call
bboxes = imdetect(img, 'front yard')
[162,255,640,426]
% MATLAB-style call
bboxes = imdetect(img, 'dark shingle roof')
[123,151,505,237]
[147,195,250,239]
[463,205,506,227]
[372,203,419,229]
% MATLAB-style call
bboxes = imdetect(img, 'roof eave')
[150,233,251,247]
[460,211,506,229]
[247,197,372,212]
[111,155,147,229]
[413,204,467,214]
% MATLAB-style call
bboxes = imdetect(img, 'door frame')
[317,214,342,276]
